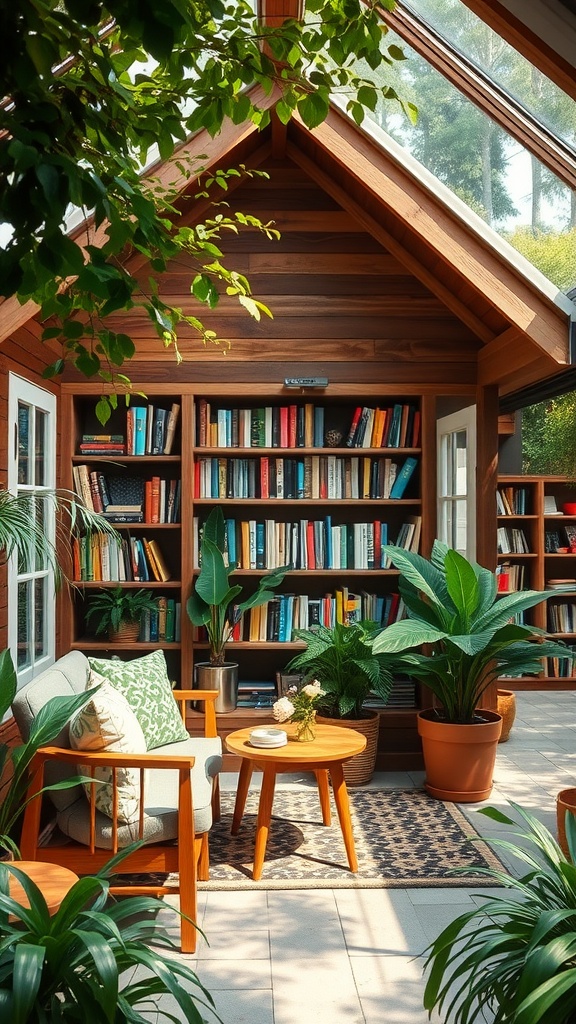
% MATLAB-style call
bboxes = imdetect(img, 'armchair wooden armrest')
[30,745,197,770]
[173,689,218,737]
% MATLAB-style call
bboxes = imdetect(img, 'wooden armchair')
[15,663,221,955]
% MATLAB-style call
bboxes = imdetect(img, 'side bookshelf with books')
[59,388,186,687]
[497,475,576,687]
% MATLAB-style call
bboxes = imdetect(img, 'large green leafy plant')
[286,620,397,718]
[85,586,158,637]
[372,540,570,723]
[186,507,290,665]
[423,803,576,1024]
[0,858,217,1023]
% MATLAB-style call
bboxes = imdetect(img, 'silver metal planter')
[194,662,238,713]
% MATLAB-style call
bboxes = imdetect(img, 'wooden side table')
[225,723,367,880]
[5,861,79,917]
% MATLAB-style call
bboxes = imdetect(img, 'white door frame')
[437,406,477,559]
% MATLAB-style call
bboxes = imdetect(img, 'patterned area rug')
[197,788,507,890]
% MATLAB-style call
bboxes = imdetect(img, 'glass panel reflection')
[17,580,32,672]
[34,577,47,659]
[17,402,31,486]
[35,410,47,486]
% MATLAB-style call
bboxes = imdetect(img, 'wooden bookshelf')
[497,475,576,688]
[59,382,438,769]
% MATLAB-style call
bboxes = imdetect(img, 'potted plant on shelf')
[372,540,571,802]
[85,585,158,642]
[285,619,399,784]
[0,857,216,1021]
[423,802,576,1024]
[186,507,290,713]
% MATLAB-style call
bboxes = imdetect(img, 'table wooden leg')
[314,769,331,825]
[253,767,277,881]
[329,762,358,873]
[231,758,253,835]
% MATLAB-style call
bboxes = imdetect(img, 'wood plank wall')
[99,157,482,386]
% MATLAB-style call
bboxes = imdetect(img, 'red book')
[288,405,297,448]
[345,406,362,447]
[261,457,269,500]
[306,520,316,570]
[319,457,328,500]
[388,592,400,625]
[399,404,410,447]
[193,460,200,499]
[412,410,422,447]
[280,407,289,448]
[373,520,382,570]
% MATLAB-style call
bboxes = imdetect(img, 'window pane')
[17,402,31,486]
[17,580,32,672]
[34,577,47,659]
[35,409,48,486]
[405,0,576,151]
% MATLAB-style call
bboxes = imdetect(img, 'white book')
[264,407,273,447]
[145,403,154,455]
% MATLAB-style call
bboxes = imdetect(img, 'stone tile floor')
[147,691,576,1023]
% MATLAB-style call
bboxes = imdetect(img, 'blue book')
[226,518,237,566]
[313,406,325,447]
[324,515,333,568]
[256,522,265,569]
[380,522,389,567]
[296,460,305,499]
[210,458,219,498]
[389,457,418,499]
[340,524,348,569]
[134,407,147,456]
[284,595,294,643]
[388,404,403,448]
[278,596,287,643]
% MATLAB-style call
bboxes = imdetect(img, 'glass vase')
[295,712,316,742]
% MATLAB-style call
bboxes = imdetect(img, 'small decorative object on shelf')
[324,428,343,447]
[272,680,325,742]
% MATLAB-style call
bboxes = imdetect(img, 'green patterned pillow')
[87,650,188,750]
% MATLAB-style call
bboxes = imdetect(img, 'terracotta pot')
[556,788,576,857]
[316,709,380,785]
[417,709,502,802]
[108,620,140,643]
[496,689,516,743]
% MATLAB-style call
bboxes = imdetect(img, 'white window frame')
[437,406,477,559]
[7,374,57,687]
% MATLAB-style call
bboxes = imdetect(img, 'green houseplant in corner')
[372,541,571,801]
[186,507,290,712]
[285,619,398,784]
[423,802,576,1024]
[85,586,158,642]
[0,858,218,1023]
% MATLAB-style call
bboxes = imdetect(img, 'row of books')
[193,454,418,501]
[548,603,576,634]
[237,680,277,708]
[345,404,420,449]
[497,526,530,554]
[546,654,576,678]
[81,402,181,457]
[72,533,172,582]
[195,399,421,451]
[135,599,181,643]
[496,562,526,593]
[73,466,181,523]
[496,486,529,515]
[193,589,407,644]
[193,515,421,571]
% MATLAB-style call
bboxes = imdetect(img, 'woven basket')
[496,689,516,743]
[316,710,380,785]
[557,788,576,857]
[108,620,140,643]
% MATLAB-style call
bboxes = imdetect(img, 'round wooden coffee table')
[225,723,367,880]
[5,861,79,918]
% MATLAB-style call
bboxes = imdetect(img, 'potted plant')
[372,541,571,801]
[423,802,576,1024]
[186,507,290,712]
[0,856,217,1022]
[85,585,158,641]
[285,619,398,783]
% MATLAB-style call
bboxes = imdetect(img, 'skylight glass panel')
[351,27,576,294]
[403,0,576,152]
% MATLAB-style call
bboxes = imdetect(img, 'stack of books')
[237,681,278,708]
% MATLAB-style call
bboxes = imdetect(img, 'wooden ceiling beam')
[288,110,570,365]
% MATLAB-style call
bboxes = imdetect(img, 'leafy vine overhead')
[1,0,414,420]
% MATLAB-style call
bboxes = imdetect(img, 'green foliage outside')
[2,0,415,418]
[522,392,576,478]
